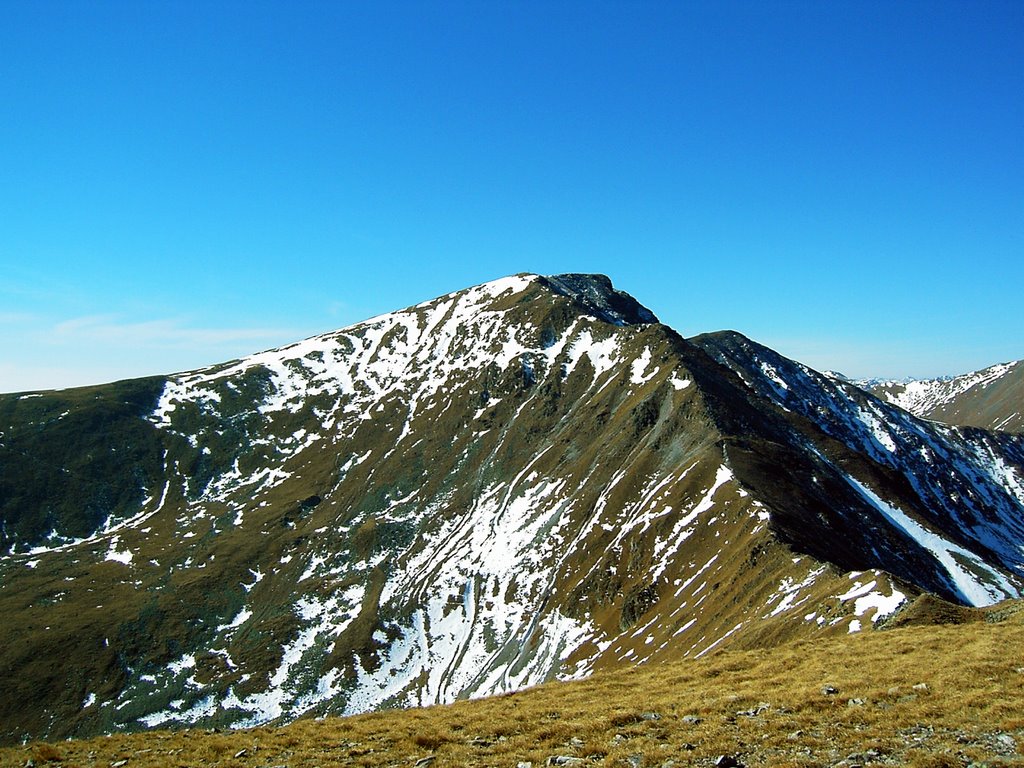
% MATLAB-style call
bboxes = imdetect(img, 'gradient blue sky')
[2,1,1022,393]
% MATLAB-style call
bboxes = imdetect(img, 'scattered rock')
[111,761,128,768]
[714,756,745,768]
[681,715,702,725]
[640,711,662,721]
[414,757,436,767]
[994,733,1017,753]
[568,737,585,748]
[900,724,935,742]
[848,749,881,762]
[624,754,644,768]
[233,748,247,758]
[517,763,534,768]
[736,702,770,717]
[821,685,839,696]
[787,730,804,741]
[912,683,929,692]
[846,697,866,707]
[546,757,586,766]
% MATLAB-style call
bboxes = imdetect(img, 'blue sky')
[2,1,1021,392]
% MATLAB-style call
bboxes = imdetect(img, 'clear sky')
[2,1,1022,393]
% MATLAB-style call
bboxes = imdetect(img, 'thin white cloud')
[49,315,298,349]
[0,314,309,393]
[0,311,39,325]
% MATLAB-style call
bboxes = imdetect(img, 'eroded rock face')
[0,272,1022,745]
[540,273,659,326]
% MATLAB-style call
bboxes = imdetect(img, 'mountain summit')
[539,273,659,325]
[1,273,1022,745]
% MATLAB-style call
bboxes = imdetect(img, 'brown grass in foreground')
[4,603,1023,768]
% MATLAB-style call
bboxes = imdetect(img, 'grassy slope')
[5,600,1023,768]
[0,378,167,550]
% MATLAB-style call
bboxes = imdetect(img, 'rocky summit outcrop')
[1,273,1022,746]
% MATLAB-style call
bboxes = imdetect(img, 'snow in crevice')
[647,465,733,581]
[762,566,826,618]
[104,537,133,565]
[563,330,621,383]
[630,347,658,385]
[670,373,692,391]
[694,622,744,658]
[834,573,906,626]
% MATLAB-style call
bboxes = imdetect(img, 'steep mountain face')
[864,360,1024,434]
[1,274,1023,747]
[692,332,1024,604]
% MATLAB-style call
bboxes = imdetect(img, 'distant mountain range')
[862,361,1024,434]
[1,273,1022,746]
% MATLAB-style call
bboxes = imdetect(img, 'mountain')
[864,360,1024,434]
[1,273,1023,747]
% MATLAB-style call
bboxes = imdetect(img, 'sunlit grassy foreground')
[5,600,1023,768]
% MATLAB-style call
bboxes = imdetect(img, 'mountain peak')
[539,273,658,326]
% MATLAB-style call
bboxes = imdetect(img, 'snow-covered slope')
[1,274,1022,746]
[865,360,1024,433]
[693,331,1024,605]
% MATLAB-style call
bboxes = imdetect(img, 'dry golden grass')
[4,606,1024,767]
